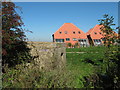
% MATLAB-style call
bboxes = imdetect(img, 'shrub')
[2,2,32,67]
[67,43,72,47]
[74,43,79,48]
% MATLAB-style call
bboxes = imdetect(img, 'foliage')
[74,42,79,48]
[106,46,120,88]
[98,14,118,47]
[2,60,88,88]
[3,46,106,88]
[66,46,106,53]
[67,43,72,47]
[3,63,44,88]
[99,14,120,88]
[87,14,120,88]
[2,2,32,67]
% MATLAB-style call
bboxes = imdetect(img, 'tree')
[2,1,32,67]
[97,14,120,88]
[98,14,118,47]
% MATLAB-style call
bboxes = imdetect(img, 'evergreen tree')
[98,14,118,47]
[97,14,120,88]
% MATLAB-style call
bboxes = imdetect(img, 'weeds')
[3,46,109,88]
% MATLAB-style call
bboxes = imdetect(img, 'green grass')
[66,46,105,66]
[3,46,107,88]
[67,53,104,65]
[66,46,106,53]
[65,46,106,88]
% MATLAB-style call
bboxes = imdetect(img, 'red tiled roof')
[54,23,87,45]
[87,24,104,39]
[87,24,118,40]
[86,28,93,35]
[54,23,87,39]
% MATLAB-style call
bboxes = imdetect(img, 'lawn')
[66,46,106,53]
[65,46,106,88]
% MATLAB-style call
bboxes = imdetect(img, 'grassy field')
[66,46,106,53]
[66,46,105,65]
[3,46,107,88]
[65,46,106,88]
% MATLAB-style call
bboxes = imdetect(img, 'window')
[94,39,96,42]
[78,31,81,34]
[59,31,62,34]
[73,38,77,41]
[94,39,100,42]
[94,39,101,45]
[56,39,64,42]
[79,39,86,42]
[66,38,70,41]
[94,32,97,34]
[99,39,101,42]
[83,39,86,42]
[64,31,67,34]
[73,31,75,34]
[78,39,87,47]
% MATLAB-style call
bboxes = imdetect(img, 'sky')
[12,0,120,2]
[14,2,118,42]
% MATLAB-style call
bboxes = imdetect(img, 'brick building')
[86,24,118,46]
[86,24,104,46]
[52,23,89,47]
[52,23,118,47]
